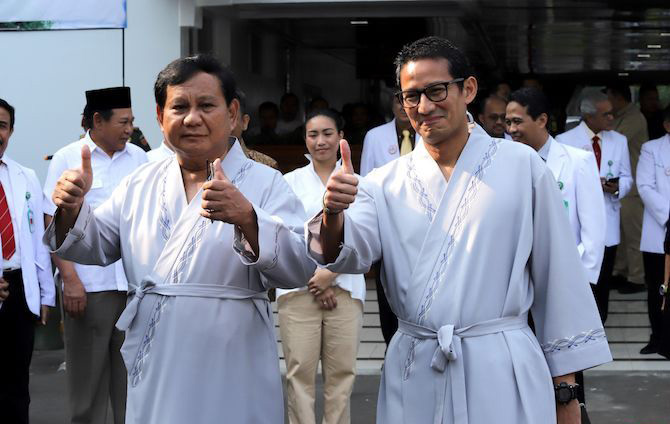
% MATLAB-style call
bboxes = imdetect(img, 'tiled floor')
[273,281,670,373]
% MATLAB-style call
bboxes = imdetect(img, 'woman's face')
[305,115,341,164]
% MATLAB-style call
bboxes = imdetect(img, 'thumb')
[80,145,92,177]
[212,158,229,182]
[340,139,354,175]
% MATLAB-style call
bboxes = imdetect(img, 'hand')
[308,268,337,296]
[0,277,8,301]
[556,400,581,424]
[601,178,619,195]
[62,274,87,318]
[52,145,93,213]
[323,139,359,215]
[201,158,255,227]
[39,305,49,325]
[315,287,338,310]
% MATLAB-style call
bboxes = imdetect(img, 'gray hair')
[579,89,609,117]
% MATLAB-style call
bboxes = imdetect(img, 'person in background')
[606,83,649,294]
[43,87,147,424]
[0,98,55,424]
[360,96,418,346]
[129,127,151,152]
[639,84,665,140]
[636,106,670,355]
[233,90,279,170]
[279,108,365,424]
[478,94,510,139]
[343,103,371,145]
[248,101,282,146]
[557,88,633,323]
[277,92,303,135]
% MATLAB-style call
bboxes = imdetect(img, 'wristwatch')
[554,382,579,405]
[660,283,669,297]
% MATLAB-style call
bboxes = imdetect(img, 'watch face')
[557,387,572,403]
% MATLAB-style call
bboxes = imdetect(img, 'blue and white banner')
[0,0,126,30]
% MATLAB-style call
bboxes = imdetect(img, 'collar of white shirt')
[83,131,130,158]
[579,120,604,144]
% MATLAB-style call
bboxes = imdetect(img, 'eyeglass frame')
[395,78,465,108]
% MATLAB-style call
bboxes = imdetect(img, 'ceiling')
[204,0,670,82]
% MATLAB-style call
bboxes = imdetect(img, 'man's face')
[280,96,299,121]
[0,107,13,158]
[585,100,614,134]
[94,108,134,153]
[399,58,476,146]
[259,108,278,131]
[157,71,238,161]
[391,97,411,127]
[505,101,547,149]
[479,97,507,138]
[640,89,660,113]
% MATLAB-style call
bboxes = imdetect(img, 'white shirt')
[0,161,22,270]
[279,156,366,302]
[580,121,603,149]
[147,140,174,162]
[43,132,147,292]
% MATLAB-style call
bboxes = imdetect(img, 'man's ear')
[536,113,549,129]
[463,76,478,105]
[242,114,251,132]
[228,98,240,133]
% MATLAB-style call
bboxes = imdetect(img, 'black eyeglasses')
[395,78,465,108]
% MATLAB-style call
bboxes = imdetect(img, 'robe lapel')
[148,139,250,285]
[408,125,501,323]
[6,159,26,235]
[545,138,566,184]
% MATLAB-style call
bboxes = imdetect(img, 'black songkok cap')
[85,86,131,110]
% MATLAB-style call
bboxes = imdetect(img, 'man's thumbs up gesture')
[201,158,256,228]
[323,139,359,215]
[53,145,94,214]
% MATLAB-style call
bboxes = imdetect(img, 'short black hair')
[509,87,551,120]
[234,89,247,115]
[258,101,279,115]
[0,98,15,130]
[81,106,114,131]
[394,36,474,88]
[305,108,344,134]
[154,54,236,109]
[606,83,631,103]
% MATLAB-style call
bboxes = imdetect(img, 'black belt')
[3,268,22,279]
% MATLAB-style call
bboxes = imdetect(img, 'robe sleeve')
[305,176,382,274]
[233,171,316,289]
[529,164,612,377]
[43,176,129,266]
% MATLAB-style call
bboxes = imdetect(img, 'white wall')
[0,0,181,182]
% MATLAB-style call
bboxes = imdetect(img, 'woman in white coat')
[279,109,366,424]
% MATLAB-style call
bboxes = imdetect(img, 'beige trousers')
[278,287,363,424]
[64,291,127,424]
[614,194,645,285]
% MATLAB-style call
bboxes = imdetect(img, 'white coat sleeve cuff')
[233,203,279,269]
[43,202,92,254]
